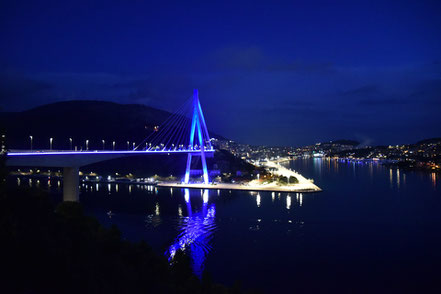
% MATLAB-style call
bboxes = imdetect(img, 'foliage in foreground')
[0,187,255,294]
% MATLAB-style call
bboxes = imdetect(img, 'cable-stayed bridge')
[5,89,215,201]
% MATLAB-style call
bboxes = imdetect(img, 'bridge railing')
[7,148,215,154]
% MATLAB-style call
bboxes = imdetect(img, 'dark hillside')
[1,100,169,150]
[1,100,254,178]
[0,100,223,150]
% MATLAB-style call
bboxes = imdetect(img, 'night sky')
[1,0,440,146]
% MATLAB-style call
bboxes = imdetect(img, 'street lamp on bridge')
[127,141,129,150]
[29,135,33,150]
[102,140,105,150]
[86,140,89,151]
[49,138,53,150]
[69,138,73,150]
[113,141,115,151]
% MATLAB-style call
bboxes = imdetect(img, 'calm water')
[17,158,441,292]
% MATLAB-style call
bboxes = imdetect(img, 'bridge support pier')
[63,166,79,202]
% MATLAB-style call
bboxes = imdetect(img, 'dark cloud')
[358,98,409,106]
[257,100,320,116]
[408,79,441,104]
[0,74,52,97]
[0,73,53,110]
[113,74,195,111]
[1,60,439,146]
[264,61,336,74]
[355,78,441,107]
[210,46,264,71]
[341,79,441,108]
[0,70,197,112]
[203,46,336,74]
[341,85,380,97]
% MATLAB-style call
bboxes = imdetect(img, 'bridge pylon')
[184,89,212,184]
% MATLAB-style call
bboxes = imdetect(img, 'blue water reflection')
[167,189,216,276]
[10,158,441,293]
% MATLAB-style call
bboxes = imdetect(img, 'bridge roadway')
[5,149,214,201]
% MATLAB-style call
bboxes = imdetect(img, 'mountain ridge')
[1,100,224,150]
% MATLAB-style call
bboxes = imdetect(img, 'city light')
[2,4,440,292]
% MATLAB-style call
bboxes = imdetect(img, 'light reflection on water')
[290,158,440,194]
[10,160,441,291]
[166,189,217,277]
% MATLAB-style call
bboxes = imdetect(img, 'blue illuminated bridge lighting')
[6,89,215,185]
[7,149,214,156]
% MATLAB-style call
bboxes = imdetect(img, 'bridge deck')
[6,149,215,167]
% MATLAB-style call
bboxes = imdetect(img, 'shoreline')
[9,175,321,193]
[9,157,323,193]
